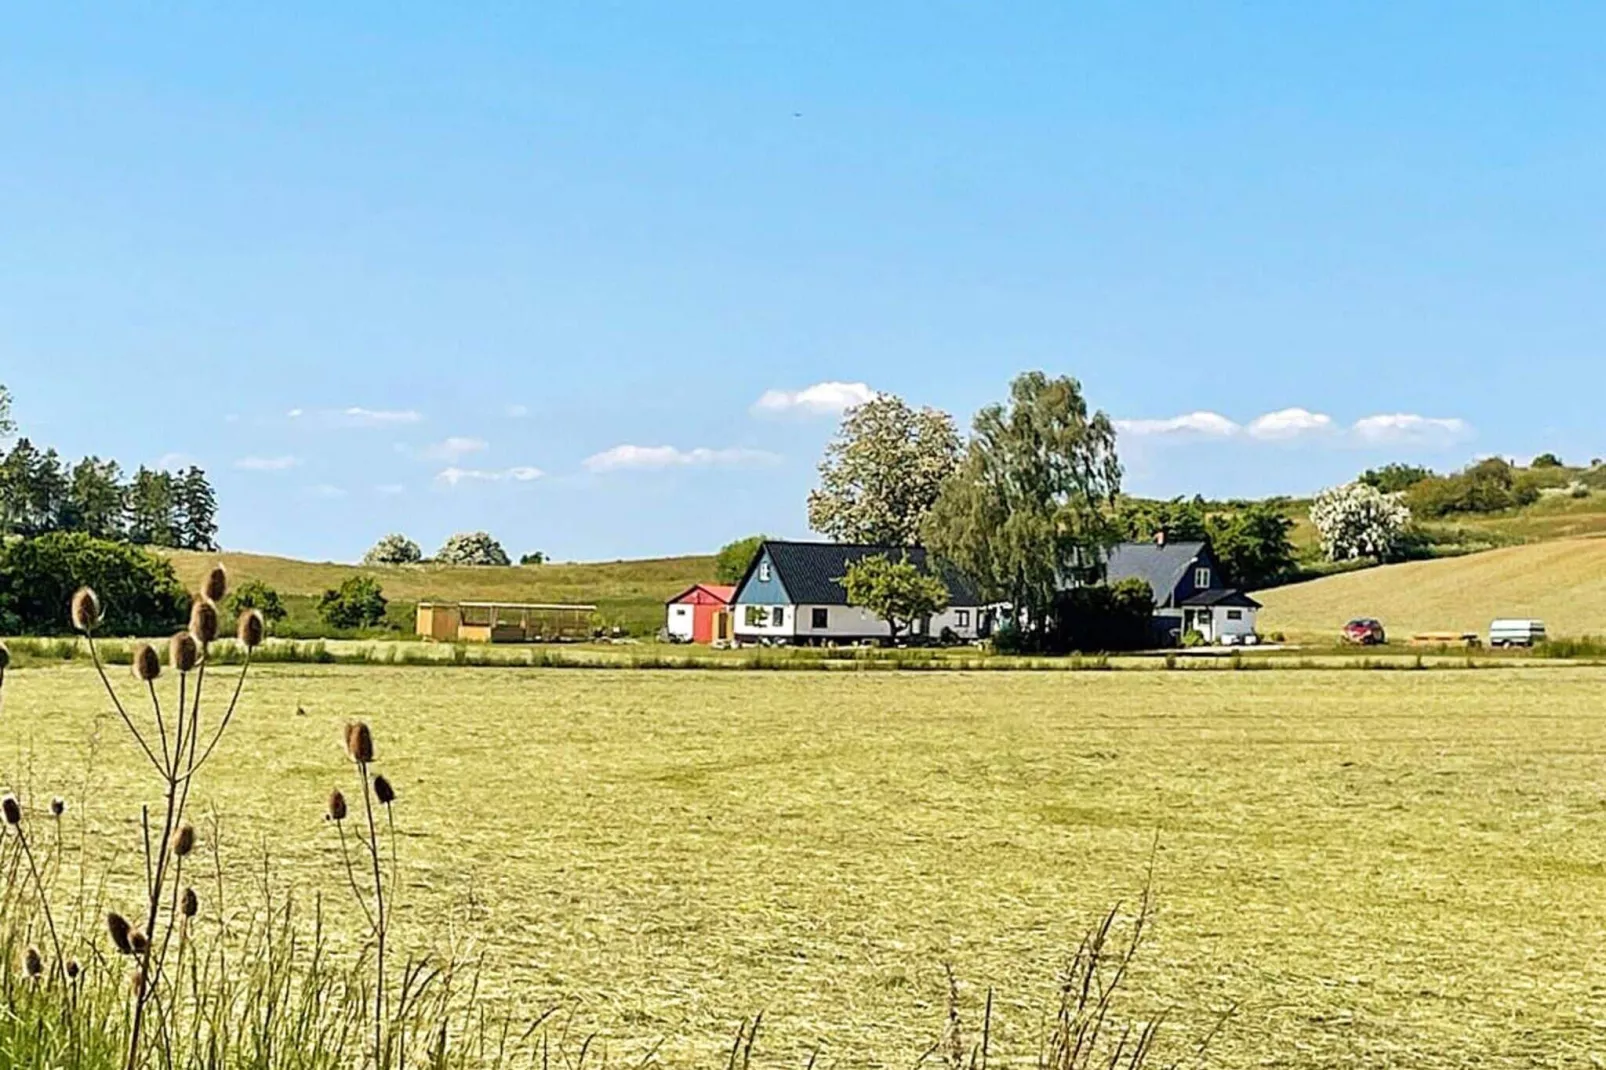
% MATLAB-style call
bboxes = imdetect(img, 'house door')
[1184,608,1214,642]
[713,610,731,642]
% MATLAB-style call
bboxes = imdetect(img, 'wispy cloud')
[154,452,197,470]
[1246,407,1334,441]
[583,445,782,473]
[290,406,422,427]
[235,455,300,472]
[308,484,347,499]
[375,484,406,496]
[419,436,489,461]
[753,381,877,416]
[1351,413,1473,445]
[1113,412,1239,438]
[435,465,544,487]
[505,404,529,418]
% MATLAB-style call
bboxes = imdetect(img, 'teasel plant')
[76,568,266,1070]
[327,719,401,1069]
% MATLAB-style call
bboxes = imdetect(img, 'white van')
[1489,619,1546,648]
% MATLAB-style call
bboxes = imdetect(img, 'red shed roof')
[665,583,736,606]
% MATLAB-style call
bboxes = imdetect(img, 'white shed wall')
[665,604,695,641]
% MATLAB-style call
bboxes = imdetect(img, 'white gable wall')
[665,603,695,641]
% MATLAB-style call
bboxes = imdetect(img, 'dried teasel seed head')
[129,930,149,956]
[203,564,228,603]
[373,774,395,805]
[344,721,375,764]
[23,946,42,979]
[133,643,162,682]
[181,887,198,918]
[327,789,348,822]
[71,587,102,633]
[189,598,220,645]
[173,823,196,857]
[1,795,20,826]
[170,632,199,673]
[50,796,65,817]
[237,608,265,649]
[107,913,133,955]
[65,959,81,980]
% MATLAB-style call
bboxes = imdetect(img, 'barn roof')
[665,584,736,605]
[745,541,981,607]
[1103,540,1210,607]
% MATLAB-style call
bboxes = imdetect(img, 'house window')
[744,605,766,627]
[1227,609,1243,620]
[812,607,829,629]
[757,560,772,583]
[1194,567,1211,589]
[956,609,971,628]
[772,606,785,627]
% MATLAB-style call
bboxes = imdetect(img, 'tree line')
[0,385,218,551]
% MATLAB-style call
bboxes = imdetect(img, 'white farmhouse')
[730,540,987,645]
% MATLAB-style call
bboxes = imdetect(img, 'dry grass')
[1257,536,1606,641]
[5,663,1606,1065]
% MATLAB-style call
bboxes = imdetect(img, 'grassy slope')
[10,664,1606,1065]
[161,549,716,633]
[1257,535,1606,640]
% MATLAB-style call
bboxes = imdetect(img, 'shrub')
[1531,452,1563,468]
[1310,482,1412,561]
[1571,482,1591,499]
[1181,629,1206,648]
[317,575,388,629]
[226,578,287,627]
[1049,577,1155,653]
[1406,458,1541,518]
[1359,463,1435,494]
[0,532,186,635]
[715,534,766,584]
[519,550,546,565]
[363,533,422,565]
[435,531,510,566]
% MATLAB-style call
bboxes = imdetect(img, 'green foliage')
[226,578,287,626]
[66,457,126,539]
[1180,628,1207,648]
[316,575,389,629]
[1406,458,1541,518]
[1531,452,1563,468]
[925,371,1122,641]
[519,550,547,565]
[435,531,510,566]
[0,382,12,438]
[1050,576,1155,653]
[807,393,961,544]
[840,553,951,638]
[1208,504,1296,589]
[363,533,423,565]
[1359,463,1435,494]
[1115,497,1210,543]
[0,531,186,636]
[715,534,766,584]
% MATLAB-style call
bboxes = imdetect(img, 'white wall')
[734,602,986,643]
[733,602,796,641]
[1214,606,1258,639]
[666,603,695,641]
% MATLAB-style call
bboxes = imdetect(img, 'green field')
[7,662,1606,1065]
[161,548,715,635]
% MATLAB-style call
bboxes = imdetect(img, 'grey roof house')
[1102,534,1262,645]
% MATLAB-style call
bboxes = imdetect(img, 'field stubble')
[4,665,1605,1066]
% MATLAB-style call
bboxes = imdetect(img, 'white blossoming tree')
[435,531,511,566]
[1310,482,1412,562]
[363,533,423,566]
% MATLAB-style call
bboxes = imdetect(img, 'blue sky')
[2,3,1603,562]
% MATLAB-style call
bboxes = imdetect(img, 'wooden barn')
[416,601,597,643]
[664,584,735,644]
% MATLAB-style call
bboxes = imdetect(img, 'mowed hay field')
[1259,536,1606,641]
[7,665,1606,1066]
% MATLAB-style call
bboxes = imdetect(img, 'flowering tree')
[435,531,511,566]
[1310,482,1412,561]
[807,393,961,545]
[363,533,422,565]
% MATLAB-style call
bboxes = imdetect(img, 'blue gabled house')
[1104,534,1261,644]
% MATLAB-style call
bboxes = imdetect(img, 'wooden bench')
[1409,632,1482,648]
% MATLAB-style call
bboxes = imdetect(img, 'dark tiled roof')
[759,541,981,607]
[1104,540,1209,607]
[1180,588,1261,609]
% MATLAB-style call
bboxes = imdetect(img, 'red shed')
[665,584,736,644]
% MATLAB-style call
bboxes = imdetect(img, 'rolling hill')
[161,549,717,634]
[1256,536,1606,641]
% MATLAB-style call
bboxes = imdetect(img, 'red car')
[1342,618,1387,645]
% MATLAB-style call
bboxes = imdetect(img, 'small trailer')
[1488,619,1546,648]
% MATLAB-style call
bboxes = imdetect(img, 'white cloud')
[1114,411,1240,438]
[583,444,781,473]
[505,404,529,418]
[420,436,489,461]
[1246,407,1334,440]
[435,465,544,487]
[1352,413,1473,445]
[287,408,304,419]
[339,406,422,427]
[235,455,299,472]
[308,484,346,499]
[753,381,878,416]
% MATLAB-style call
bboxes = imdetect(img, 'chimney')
[1154,528,1167,547]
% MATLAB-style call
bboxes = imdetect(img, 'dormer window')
[1194,566,1211,589]
[758,560,771,583]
